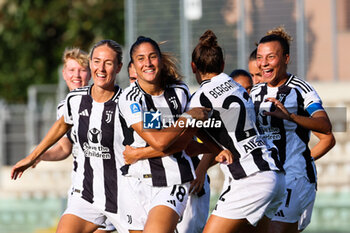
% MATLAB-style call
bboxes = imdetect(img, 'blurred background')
[0,0,349,232]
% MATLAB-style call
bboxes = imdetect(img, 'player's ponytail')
[192,30,224,74]
[159,51,183,87]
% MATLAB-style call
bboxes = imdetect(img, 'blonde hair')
[63,47,89,68]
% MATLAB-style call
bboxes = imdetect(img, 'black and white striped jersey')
[63,84,124,213]
[118,81,196,187]
[189,73,282,180]
[56,99,80,196]
[250,74,324,183]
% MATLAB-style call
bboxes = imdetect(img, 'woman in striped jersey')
[33,47,119,233]
[188,30,285,233]
[11,40,128,233]
[118,36,232,233]
[250,27,334,233]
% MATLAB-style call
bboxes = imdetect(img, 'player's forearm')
[145,117,198,152]
[28,118,71,162]
[198,153,216,171]
[311,132,336,160]
[289,114,331,134]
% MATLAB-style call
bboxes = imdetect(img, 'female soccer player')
[250,27,333,233]
[117,36,230,233]
[11,40,128,233]
[189,30,285,233]
[248,48,263,85]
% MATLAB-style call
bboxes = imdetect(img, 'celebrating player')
[250,26,334,233]
[189,30,285,233]
[11,40,128,233]
[118,35,231,233]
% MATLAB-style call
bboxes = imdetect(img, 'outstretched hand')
[11,157,36,180]
[215,149,233,164]
[264,97,292,121]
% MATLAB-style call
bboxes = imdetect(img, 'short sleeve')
[302,87,324,116]
[56,100,65,120]
[118,96,143,128]
[63,95,74,125]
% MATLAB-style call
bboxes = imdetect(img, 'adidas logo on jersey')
[275,210,285,217]
[79,109,89,116]
[167,200,176,207]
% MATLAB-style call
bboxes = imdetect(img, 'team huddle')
[11,27,335,233]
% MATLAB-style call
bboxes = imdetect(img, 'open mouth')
[96,73,106,78]
[263,69,273,78]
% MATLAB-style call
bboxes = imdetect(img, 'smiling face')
[256,41,289,87]
[62,58,90,91]
[131,42,162,86]
[89,45,122,90]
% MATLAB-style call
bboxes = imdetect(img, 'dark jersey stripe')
[102,101,118,213]
[164,88,194,184]
[294,90,316,183]
[253,85,269,134]
[119,114,134,176]
[79,95,94,204]
[251,148,271,171]
[143,93,167,186]
[270,85,291,166]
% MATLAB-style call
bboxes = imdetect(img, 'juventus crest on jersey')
[189,73,282,180]
[250,74,324,183]
[63,85,124,213]
[118,81,196,187]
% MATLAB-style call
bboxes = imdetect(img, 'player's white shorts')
[270,176,316,230]
[119,176,190,231]
[212,170,285,226]
[63,192,128,233]
[176,175,210,233]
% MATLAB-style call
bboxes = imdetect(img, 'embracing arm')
[131,107,209,152]
[123,126,198,164]
[11,117,72,179]
[311,131,336,161]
